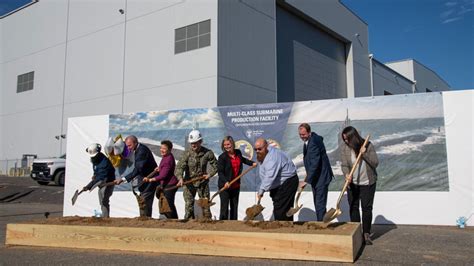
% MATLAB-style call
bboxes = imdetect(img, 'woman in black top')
[217,136,256,220]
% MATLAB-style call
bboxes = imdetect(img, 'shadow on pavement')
[372,215,397,240]
[0,190,35,203]
[0,211,62,218]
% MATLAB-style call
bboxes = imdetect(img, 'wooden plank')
[6,222,362,262]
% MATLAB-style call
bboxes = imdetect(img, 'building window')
[426,88,432,92]
[17,71,34,93]
[384,90,393,95]
[175,20,211,54]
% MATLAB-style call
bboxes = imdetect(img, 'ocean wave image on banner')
[284,93,448,191]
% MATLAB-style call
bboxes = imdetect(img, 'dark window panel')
[187,23,198,38]
[175,27,186,41]
[19,83,26,93]
[186,36,198,51]
[198,33,210,48]
[199,20,210,35]
[175,40,186,54]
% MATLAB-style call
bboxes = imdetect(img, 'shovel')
[71,187,87,205]
[197,164,256,208]
[131,170,158,217]
[286,176,308,217]
[323,135,370,224]
[245,197,264,221]
[155,185,172,214]
[71,180,103,205]
[155,175,208,215]
[131,181,147,217]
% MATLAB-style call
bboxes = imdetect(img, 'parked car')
[30,154,66,186]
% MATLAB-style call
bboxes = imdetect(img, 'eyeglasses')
[254,147,264,151]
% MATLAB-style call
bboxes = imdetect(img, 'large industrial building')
[0,0,450,162]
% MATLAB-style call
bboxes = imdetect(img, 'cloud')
[440,1,473,24]
[457,5,473,14]
[111,108,224,132]
[194,109,224,128]
[168,111,185,125]
[445,1,458,7]
[440,9,455,18]
[442,16,463,23]
[147,110,168,119]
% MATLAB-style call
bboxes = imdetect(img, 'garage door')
[276,5,347,102]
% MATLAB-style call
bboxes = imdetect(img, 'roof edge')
[338,0,368,26]
[385,58,451,88]
[372,57,415,84]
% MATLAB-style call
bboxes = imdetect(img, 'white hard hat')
[104,137,114,154]
[86,143,101,157]
[113,138,125,155]
[188,129,202,143]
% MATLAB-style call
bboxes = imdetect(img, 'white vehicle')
[30,154,66,186]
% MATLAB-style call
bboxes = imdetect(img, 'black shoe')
[364,233,373,245]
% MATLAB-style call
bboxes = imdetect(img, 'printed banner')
[109,93,448,192]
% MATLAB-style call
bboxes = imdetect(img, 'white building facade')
[0,0,450,160]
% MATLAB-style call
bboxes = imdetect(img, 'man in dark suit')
[115,135,158,217]
[298,123,333,221]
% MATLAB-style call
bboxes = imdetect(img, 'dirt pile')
[28,217,352,235]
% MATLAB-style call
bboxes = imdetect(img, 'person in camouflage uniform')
[175,129,218,219]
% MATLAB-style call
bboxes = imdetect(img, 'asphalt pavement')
[1,175,473,265]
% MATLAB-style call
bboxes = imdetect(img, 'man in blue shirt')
[255,138,298,221]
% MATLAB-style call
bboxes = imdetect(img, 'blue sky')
[0,0,31,17]
[342,0,474,89]
[2,0,473,89]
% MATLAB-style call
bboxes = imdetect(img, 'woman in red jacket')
[217,136,256,220]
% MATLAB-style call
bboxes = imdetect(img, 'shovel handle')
[164,175,207,191]
[293,175,308,207]
[336,135,371,208]
[100,181,116,188]
[132,170,158,191]
[209,164,256,202]
[294,188,303,207]
[144,169,159,180]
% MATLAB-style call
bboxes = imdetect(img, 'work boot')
[364,233,373,245]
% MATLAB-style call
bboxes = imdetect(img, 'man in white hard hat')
[84,143,116,218]
[175,129,218,219]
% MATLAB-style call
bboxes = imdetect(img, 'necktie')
[303,142,307,155]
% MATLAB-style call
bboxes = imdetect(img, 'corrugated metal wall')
[276,5,347,102]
